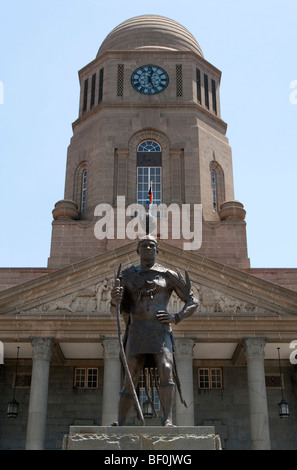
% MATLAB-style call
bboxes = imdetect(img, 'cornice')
[72,102,227,134]
[0,312,297,343]
[78,50,222,78]
[0,241,297,318]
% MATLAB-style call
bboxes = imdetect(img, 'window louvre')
[98,68,104,103]
[83,78,88,113]
[117,64,124,96]
[176,65,183,97]
[196,69,201,103]
[265,374,283,389]
[204,74,209,108]
[91,73,96,108]
[211,79,217,114]
[14,373,32,388]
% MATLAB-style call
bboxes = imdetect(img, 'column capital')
[116,148,129,158]
[30,337,54,362]
[243,337,267,360]
[174,338,195,359]
[169,148,184,158]
[102,338,120,359]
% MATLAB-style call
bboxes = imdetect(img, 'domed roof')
[97,15,204,58]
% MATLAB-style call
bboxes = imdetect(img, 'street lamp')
[143,400,153,419]
[7,346,20,418]
[277,347,289,419]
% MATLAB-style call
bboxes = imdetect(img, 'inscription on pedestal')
[63,426,221,451]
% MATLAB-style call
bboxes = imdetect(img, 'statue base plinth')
[62,426,221,451]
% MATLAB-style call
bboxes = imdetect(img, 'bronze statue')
[110,236,198,426]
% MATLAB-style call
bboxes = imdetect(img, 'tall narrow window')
[81,169,87,212]
[211,79,217,114]
[83,78,88,113]
[210,160,225,212]
[137,140,162,207]
[98,68,104,103]
[139,368,160,413]
[91,73,96,108]
[211,169,217,212]
[117,64,124,96]
[204,74,209,109]
[176,65,183,97]
[196,69,201,104]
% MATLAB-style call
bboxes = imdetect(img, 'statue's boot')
[159,384,175,426]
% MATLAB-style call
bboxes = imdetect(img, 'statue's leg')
[154,342,175,426]
[117,353,145,426]
[158,383,175,426]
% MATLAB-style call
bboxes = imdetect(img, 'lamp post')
[277,347,289,419]
[7,346,20,418]
[143,400,153,419]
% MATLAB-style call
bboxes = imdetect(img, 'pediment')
[0,240,297,317]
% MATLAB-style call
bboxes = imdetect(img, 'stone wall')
[0,363,296,450]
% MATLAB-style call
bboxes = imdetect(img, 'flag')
[146,181,153,205]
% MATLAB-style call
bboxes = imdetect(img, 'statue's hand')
[156,310,175,324]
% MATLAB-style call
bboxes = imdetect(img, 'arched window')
[81,169,87,212]
[210,160,225,213]
[211,169,217,212]
[137,140,162,206]
[74,162,88,214]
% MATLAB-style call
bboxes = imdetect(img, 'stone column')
[243,337,271,450]
[25,337,54,450]
[174,338,195,426]
[102,338,121,425]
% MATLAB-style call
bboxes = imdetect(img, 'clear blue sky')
[1,0,296,268]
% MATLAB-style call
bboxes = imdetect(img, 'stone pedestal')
[62,426,221,451]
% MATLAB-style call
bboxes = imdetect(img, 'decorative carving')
[243,337,266,360]
[102,338,120,359]
[31,337,54,361]
[200,288,215,312]
[193,284,267,316]
[29,279,269,317]
[174,338,195,359]
[168,291,184,313]
[31,278,114,315]
[95,278,112,313]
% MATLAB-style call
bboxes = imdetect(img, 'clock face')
[131,65,169,95]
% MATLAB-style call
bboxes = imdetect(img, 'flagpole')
[145,180,153,234]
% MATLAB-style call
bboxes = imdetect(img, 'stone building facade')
[0,15,297,450]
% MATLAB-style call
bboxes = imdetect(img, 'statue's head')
[137,235,158,254]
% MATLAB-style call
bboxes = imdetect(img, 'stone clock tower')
[3,14,297,453]
[49,15,249,269]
